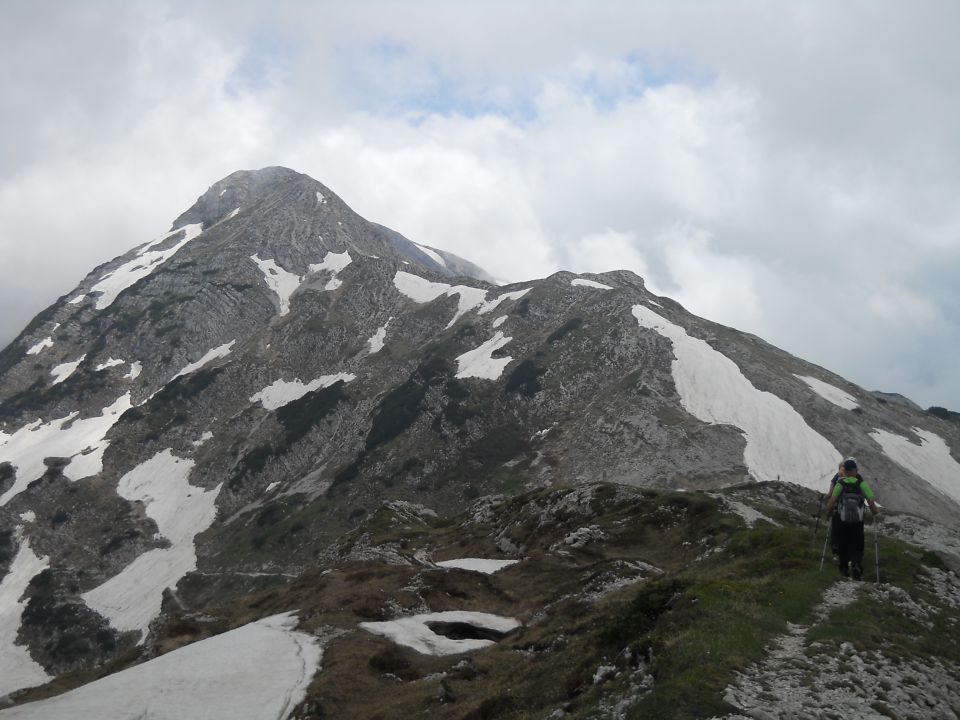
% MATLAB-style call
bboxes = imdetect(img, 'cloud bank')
[2,0,958,409]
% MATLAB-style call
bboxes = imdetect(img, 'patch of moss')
[504,359,547,397]
[366,357,451,450]
[276,381,349,445]
[547,317,584,344]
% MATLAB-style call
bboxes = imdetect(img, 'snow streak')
[0,540,52,697]
[632,305,840,489]
[0,393,133,506]
[82,450,221,637]
[360,611,520,656]
[90,223,204,310]
[0,613,321,719]
[871,428,960,505]
[795,375,859,410]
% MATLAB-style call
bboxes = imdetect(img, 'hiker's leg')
[851,523,865,579]
[837,525,852,576]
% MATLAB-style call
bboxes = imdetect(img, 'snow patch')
[90,223,204,310]
[250,373,356,411]
[632,305,840,489]
[871,428,960,506]
[19,511,35,523]
[795,375,859,410]
[225,207,240,220]
[572,278,613,290]
[0,392,133,506]
[455,332,513,380]
[250,255,302,316]
[0,540,52,697]
[307,250,352,290]
[192,431,214,447]
[67,294,86,305]
[435,559,520,574]
[316,190,326,204]
[367,318,392,354]
[95,358,125,371]
[478,288,532,315]
[0,612,321,719]
[50,355,85,385]
[26,337,53,355]
[124,361,142,380]
[82,450,221,637]
[393,271,526,328]
[265,481,280,493]
[360,611,520,656]
[414,243,447,267]
[492,315,507,328]
[172,341,235,380]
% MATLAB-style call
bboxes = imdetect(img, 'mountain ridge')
[1,167,959,715]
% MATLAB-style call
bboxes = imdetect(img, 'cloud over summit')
[2,0,958,409]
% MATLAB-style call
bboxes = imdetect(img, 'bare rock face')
[1,167,959,694]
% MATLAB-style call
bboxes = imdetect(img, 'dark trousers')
[837,521,865,574]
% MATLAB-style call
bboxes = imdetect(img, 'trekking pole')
[874,514,881,583]
[819,528,830,572]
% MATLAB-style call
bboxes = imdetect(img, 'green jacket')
[831,476,875,501]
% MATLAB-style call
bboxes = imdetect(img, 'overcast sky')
[2,1,958,410]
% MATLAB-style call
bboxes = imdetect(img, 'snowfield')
[360,611,521,655]
[50,355,85,385]
[367,318,392,354]
[82,450,221,637]
[124,361,142,380]
[307,250,352,290]
[250,255,302,316]
[252,251,352,312]
[632,305,841,489]
[393,271,529,328]
[572,278,613,290]
[0,393,133,506]
[171,341,235,380]
[435,558,520,574]
[0,613,321,719]
[871,428,960,506]
[455,332,514,380]
[795,375,859,410]
[25,337,53,355]
[250,373,356,411]
[414,243,446,267]
[90,223,204,310]
[0,541,51,698]
[95,358,125,372]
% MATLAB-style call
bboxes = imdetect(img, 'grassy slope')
[9,483,958,719]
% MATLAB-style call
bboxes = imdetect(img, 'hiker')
[824,458,879,580]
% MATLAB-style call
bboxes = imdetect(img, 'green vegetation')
[366,356,451,450]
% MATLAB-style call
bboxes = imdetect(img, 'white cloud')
[1,1,958,409]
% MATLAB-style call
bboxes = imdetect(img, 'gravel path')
[713,579,960,720]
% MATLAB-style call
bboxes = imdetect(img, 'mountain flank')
[1,167,959,717]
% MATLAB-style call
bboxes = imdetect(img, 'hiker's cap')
[843,458,858,471]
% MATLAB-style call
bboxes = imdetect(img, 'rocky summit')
[0,167,958,718]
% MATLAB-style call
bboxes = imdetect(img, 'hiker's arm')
[825,496,837,515]
[868,500,880,516]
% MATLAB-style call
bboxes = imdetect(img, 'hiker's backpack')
[838,478,866,523]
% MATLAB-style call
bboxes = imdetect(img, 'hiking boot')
[851,564,862,581]
[839,563,849,578]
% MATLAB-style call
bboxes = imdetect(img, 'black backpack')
[838,477,866,523]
